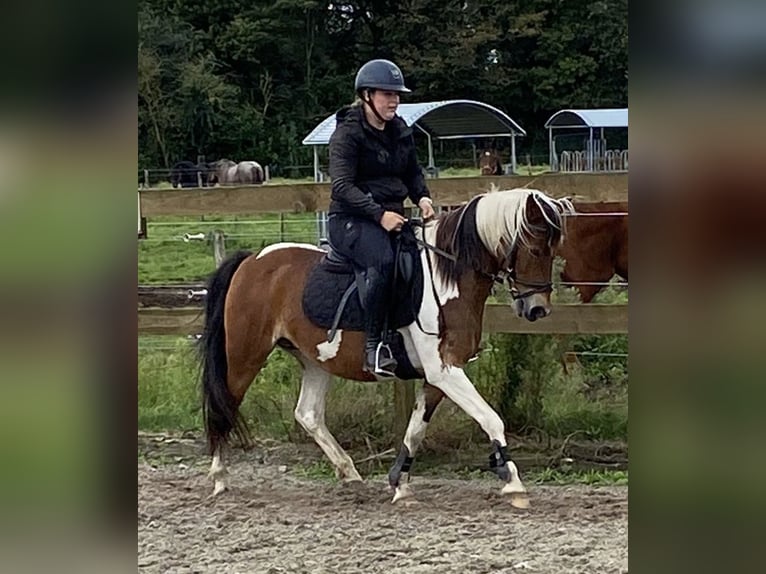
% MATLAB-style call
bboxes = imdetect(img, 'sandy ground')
[138,436,627,574]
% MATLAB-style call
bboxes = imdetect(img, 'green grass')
[285,458,628,486]
[138,338,202,431]
[139,212,321,284]
[145,167,553,189]
[291,459,338,481]
[139,331,627,448]
[437,165,551,178]
[529,468,628,486]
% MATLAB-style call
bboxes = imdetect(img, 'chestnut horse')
[479,149,503,175]
[557,201,628,302]
[199,188,574,507]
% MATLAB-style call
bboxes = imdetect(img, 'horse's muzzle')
[527,305,547,322]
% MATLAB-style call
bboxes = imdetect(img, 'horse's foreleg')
[389,383,444,503]
[427,366,529,508]
[294,361,363,482]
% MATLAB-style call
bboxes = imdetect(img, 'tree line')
[138,0,627,173]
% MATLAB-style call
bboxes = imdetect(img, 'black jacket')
[328,104,431,222]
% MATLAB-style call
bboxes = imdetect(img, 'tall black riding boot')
[363,267,397,377]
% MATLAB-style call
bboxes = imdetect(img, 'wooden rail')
[140,173,628,216]
[138,304,628,336]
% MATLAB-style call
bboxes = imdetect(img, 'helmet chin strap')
[363,91,388,125]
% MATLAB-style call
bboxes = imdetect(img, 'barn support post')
[415,124,435,173]
[548,127,554,171]
[511,134,517,174]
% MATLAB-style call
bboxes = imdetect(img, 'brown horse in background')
[479,150,503,175]
[557,201,628,302]
[198,188,574,508]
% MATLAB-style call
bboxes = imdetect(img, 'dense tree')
[138,0,627,171]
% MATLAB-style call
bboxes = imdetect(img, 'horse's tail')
[253,164,264,184]
[199,250,253,455]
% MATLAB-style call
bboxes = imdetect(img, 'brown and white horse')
[199,188,574,507]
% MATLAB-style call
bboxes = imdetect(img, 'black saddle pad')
[302,239,424,333]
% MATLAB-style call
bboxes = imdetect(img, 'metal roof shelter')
[302,99,526,181]
[544,108,628,171]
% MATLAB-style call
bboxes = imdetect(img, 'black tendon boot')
[363,267,397,377]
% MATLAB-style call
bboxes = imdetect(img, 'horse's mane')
[433,188,573,288]
[434,196,487,288]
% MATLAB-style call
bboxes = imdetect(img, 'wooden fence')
[138,304,627,335]
[138,172,628,336]
[139,172,628,216]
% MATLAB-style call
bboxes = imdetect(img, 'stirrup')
[365,341,397,377]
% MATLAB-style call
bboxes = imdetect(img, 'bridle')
[414,220,553,301]
[502,238,554,301]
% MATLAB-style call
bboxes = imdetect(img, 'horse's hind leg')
[389,383,444,503]
[208,348,271,496]
[294,360,363,482]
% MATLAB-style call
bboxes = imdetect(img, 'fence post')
[143,169,150,188]
[526,154,532,176]
[264,165,270,182]
[212,231,226,267]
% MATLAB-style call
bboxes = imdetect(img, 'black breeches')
[328,214,396,339]
[328,214,396,271]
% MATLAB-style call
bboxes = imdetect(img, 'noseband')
[503,240,553,301]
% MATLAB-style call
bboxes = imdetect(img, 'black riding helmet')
[354,59,412,94]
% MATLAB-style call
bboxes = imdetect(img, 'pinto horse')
[199,188,574,507]
[557,201,628,302]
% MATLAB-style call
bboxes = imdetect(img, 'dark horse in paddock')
[556,201,628,302]
[170,161,211,188]
[198,188,574,507]
[479,150,503,175]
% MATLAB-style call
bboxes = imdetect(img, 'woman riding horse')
[328,59,435,377]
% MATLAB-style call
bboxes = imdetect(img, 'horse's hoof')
[509,492,530,509]
[391,483,415,504]
[212,480,227,497]
[500,481,530,508]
